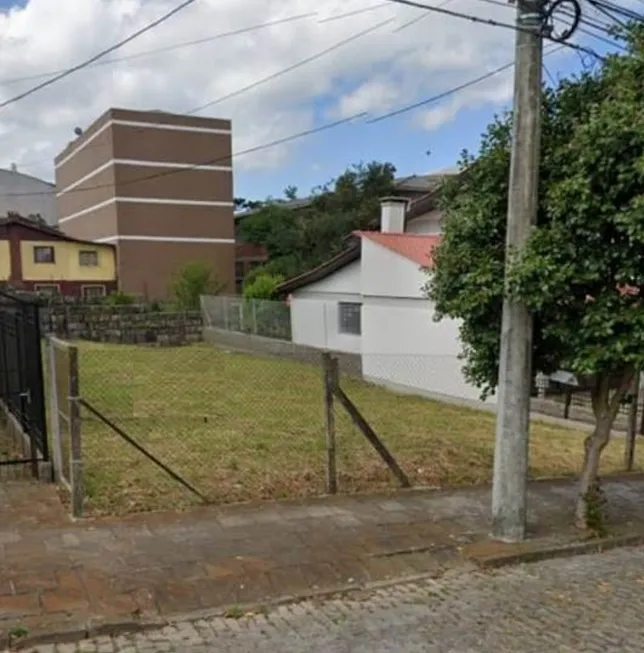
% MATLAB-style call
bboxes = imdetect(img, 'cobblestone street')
[26,546,644,653]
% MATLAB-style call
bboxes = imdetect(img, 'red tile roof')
[356,231,440,267]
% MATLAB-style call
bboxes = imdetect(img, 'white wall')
[362,298,494,404]
[361,238,427,300]
[406,208,442,235]
[360,242,494,405]
[290,260,362,354]
[0,169,57,225]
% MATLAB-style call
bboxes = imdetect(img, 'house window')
[235,261,245,278]
[33,245,54,264]
[79,250,99,267]
[338,302,361,335]
[34,284,60,296]
[82,284,106,300]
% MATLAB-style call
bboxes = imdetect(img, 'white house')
[278,184,495,406]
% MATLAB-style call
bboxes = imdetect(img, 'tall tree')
[237,161,397,279]
[428,25,644,529]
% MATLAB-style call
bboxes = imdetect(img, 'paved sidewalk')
[21,546,644,653]
[2,476,644,645]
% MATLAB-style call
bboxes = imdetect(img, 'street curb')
[2,568,459,650]
[7,530,644,649]
[466,532,644,569]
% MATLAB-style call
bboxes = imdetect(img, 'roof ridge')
[356,230,440,239]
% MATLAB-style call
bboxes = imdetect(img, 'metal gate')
[0,290,48,476]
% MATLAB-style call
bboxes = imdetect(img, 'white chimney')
[380,196,408,233]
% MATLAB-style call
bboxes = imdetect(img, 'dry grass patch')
[72,342,643,515]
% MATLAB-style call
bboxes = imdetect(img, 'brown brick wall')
[117,239,235,300]
[55,108,235,300]
[116,204,233,239]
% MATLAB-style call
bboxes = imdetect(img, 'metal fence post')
[68,344,83,518]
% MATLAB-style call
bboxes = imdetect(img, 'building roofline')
[276,238,361,296]
[0,215,116,248]
[0,168,55,188]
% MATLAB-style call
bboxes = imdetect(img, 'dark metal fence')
[0,291,48,475]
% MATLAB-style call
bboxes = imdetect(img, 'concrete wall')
[290,260,362,354]
[203,326,362,376]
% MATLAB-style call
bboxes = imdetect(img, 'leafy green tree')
[428,26,644,528]
[171,261,224,311]
[243,273,284,300]
[284,185,298,200]
[237,161,397,279]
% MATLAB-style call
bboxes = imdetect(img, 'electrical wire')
[367,44,562,123]
[384,0,606,60]
[0,45,568,200]
[187,17,396,115]
[0,13,318,88]
[0,0,199,110]
[318,3,390,23]
[393,0,454,32]
[592,0,643,22]
[543,61,557,85]
[0,0,623,183]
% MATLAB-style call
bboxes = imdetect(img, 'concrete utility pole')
[491,0,546,542]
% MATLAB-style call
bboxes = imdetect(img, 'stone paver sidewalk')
[21,546,644,653]
[2,476,644,646]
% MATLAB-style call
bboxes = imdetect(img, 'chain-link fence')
[42,340,644,517]
[201,295,291,340]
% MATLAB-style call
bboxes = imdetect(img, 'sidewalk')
[2,475,644,646]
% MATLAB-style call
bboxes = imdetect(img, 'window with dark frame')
[338,302,361,335]
[82,285,106,299]
[235,261,245,278]
[79,250,99,267]
[33,245,55,264]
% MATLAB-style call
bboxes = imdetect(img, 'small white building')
[279,186,495,406]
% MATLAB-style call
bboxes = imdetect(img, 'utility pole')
[491,0,546,542]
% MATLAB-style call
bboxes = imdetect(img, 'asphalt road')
[28,546,644,653]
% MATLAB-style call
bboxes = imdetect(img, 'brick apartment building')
[55,108,235,299]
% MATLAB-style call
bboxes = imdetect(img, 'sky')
[0,0,635,202]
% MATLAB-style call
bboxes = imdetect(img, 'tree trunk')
[575,368,635,529]
[575,417,611,528]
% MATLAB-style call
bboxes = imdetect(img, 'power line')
[0,0,199,110]
[1,4,403,88]
[0,45,567,200]
[318,3,390,23]
[187,17,396,115]
[367,44,563,123]
[0,13,317,87]
[393,0,454,32]
[543,61,557,85]
[384,0,606,60]
[590,0,644,23]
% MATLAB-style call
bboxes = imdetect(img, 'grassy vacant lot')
[73,342,643,515]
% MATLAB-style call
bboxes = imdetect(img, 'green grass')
[68,341,643,516]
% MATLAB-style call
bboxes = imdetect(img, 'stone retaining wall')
[42,304,203,346]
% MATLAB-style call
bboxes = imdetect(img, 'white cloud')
[0,0,593,183]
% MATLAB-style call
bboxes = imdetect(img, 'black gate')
[0,290,48,476]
